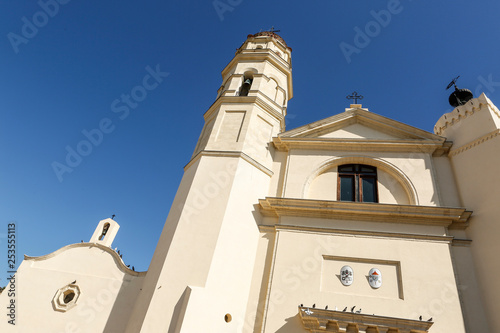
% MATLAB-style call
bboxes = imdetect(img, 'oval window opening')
[64,291,75,304]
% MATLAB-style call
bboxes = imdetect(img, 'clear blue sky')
[1,0,499,279]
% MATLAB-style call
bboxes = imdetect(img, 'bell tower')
[192,31,293,169]
[125,32,293,333]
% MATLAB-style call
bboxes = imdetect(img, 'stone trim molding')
[298,306,433,333]
[24,243,145,276]
[258,197,472,229]
[203,95,286,131]
[52,283,81,312]
[449,129,500,157]
[272,137,447,155]
[185,150,274,177]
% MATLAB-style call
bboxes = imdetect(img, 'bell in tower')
[239,77,253,96]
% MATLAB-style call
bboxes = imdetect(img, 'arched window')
[338,164,378,203]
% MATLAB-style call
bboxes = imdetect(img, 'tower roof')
[247,31,291,51]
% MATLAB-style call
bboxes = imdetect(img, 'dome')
[448,88,473,107]
[247,31,292,51]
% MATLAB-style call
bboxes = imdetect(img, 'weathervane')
[446,76,461,91]
[346,91,364,104]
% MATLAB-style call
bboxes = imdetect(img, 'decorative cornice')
[24,243,146,276]
[273,136,449,155]
[298,306,433,332]
[434,93,500,136]
[449,129,500,157]
[228,49,291,72]
[204,95,285,129]
[258,197,472,229]
[221,50,293,99]
[247,31,291,50]
[185,150,273,177]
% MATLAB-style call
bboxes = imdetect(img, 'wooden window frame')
[337,164,378,203]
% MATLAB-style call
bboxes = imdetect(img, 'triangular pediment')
[317,122,400,140]
[280,108,443,141]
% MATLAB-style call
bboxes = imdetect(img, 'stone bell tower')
[125,31,293,333]
[435,92,500,332]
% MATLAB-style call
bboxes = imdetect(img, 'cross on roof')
[346,91,364,104]
[269,26,280,33]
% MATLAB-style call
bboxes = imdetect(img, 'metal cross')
[346,91,364,104]
[269,26,281,33]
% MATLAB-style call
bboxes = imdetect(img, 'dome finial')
[446,76,473,107]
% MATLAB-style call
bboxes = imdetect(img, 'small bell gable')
[89,218,120,247]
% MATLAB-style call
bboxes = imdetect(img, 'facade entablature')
[259,197,471,230]
[273,136,451,156]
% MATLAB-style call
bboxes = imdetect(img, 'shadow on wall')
[167,287,191,333]
[102,259,145,332]
[275,313,305,333]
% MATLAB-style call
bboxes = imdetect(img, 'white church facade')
[1,31,499,333]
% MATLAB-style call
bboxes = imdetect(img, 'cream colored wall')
[448,139,500,332]
[308,169,338,200]
[0,244,144,333]
[261,227,466,333]
[126,155,274,333]
[431,156,462,207]
[175,160,272,332]
[319,123,399,139]
[281,216,447,236]
[243,230,276,332]
[436,95,500,332]
[268,150,288,197]
[449,245,491,332]
[194,104,281,171]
